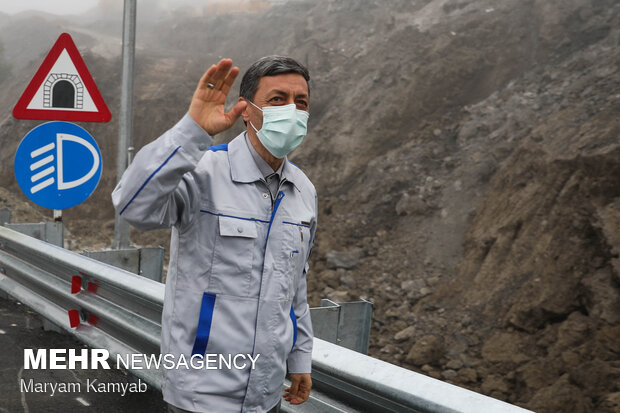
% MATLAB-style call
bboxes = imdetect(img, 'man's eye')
[270,97,282,102]
[296,101,308,109]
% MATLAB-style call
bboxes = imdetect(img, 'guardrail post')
[83,248,140,273]
[310,300,341,345]
[139,247,165,282]
[82,247,164,282]
[337,299,373,354]
[0,209,10,225]
[44,221,64,247]
[310,298,373,354]
[4,221,64,247]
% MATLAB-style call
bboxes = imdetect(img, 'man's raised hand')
[188,59,247,136]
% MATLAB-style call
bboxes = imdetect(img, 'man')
[112,56,316,413]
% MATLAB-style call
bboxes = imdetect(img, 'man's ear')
[239,97,250,122]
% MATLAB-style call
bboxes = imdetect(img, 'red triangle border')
[13,33,112,123]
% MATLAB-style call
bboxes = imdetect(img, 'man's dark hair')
[239,55,310,102]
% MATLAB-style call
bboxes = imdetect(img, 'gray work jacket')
[111,114,316,413]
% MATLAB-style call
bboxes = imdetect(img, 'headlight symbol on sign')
[29,134,100,194]
[15,121,102,210]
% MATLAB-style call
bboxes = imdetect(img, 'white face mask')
[248,101,309,159]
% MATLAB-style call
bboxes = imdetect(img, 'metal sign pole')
[113,0,137,249]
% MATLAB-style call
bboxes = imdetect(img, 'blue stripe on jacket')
[290,306,298,351]
[192,292,217,356]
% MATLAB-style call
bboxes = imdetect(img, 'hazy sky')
[0,0,213,16]
[0,0,99,15]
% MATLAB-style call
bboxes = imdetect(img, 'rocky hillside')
[1,1,619,412]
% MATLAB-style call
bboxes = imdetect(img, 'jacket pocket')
[280,221,311,299]
[210,216,258,296]
[218,215,258,238]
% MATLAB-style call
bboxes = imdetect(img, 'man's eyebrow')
[269,89,309,99]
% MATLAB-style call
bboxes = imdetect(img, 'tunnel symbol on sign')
[43,73,84,109]
[29,133,100,194]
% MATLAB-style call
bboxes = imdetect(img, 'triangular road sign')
[13,33,111,122]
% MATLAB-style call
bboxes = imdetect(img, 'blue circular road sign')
[14,121,102,210]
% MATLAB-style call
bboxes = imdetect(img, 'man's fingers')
[284,375,301,402]
[297,377,311,402]
[299,383,310,401]
[288,375,300,397]
[223,67,240,87]
[197,59,233,91]
[283,374,312,404]
[211,59,233,88]
[284,374,311,404]
[189,58,242,135]
[219,66,240,96]
[197,65,217,90]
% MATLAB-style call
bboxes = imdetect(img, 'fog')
[0,0,245,17]
[0,0,98,15]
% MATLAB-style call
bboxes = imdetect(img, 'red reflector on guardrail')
[86,282,99,294]
[68,309,80,327]
[87,314,99,326]
[71,275,81,294]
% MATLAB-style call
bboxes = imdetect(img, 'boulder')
[326,248,363,269]
[395,193,432,216]
[394,326,415,342]
[528,375,593,413]
[405,334,444,366]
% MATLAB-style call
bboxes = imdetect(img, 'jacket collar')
[228,132,302,192]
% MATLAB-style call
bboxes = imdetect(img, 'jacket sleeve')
[287,193,318,374]
[111,114,212,231]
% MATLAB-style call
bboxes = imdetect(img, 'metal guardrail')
[0,225,163,387]
[0,225,534,413]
